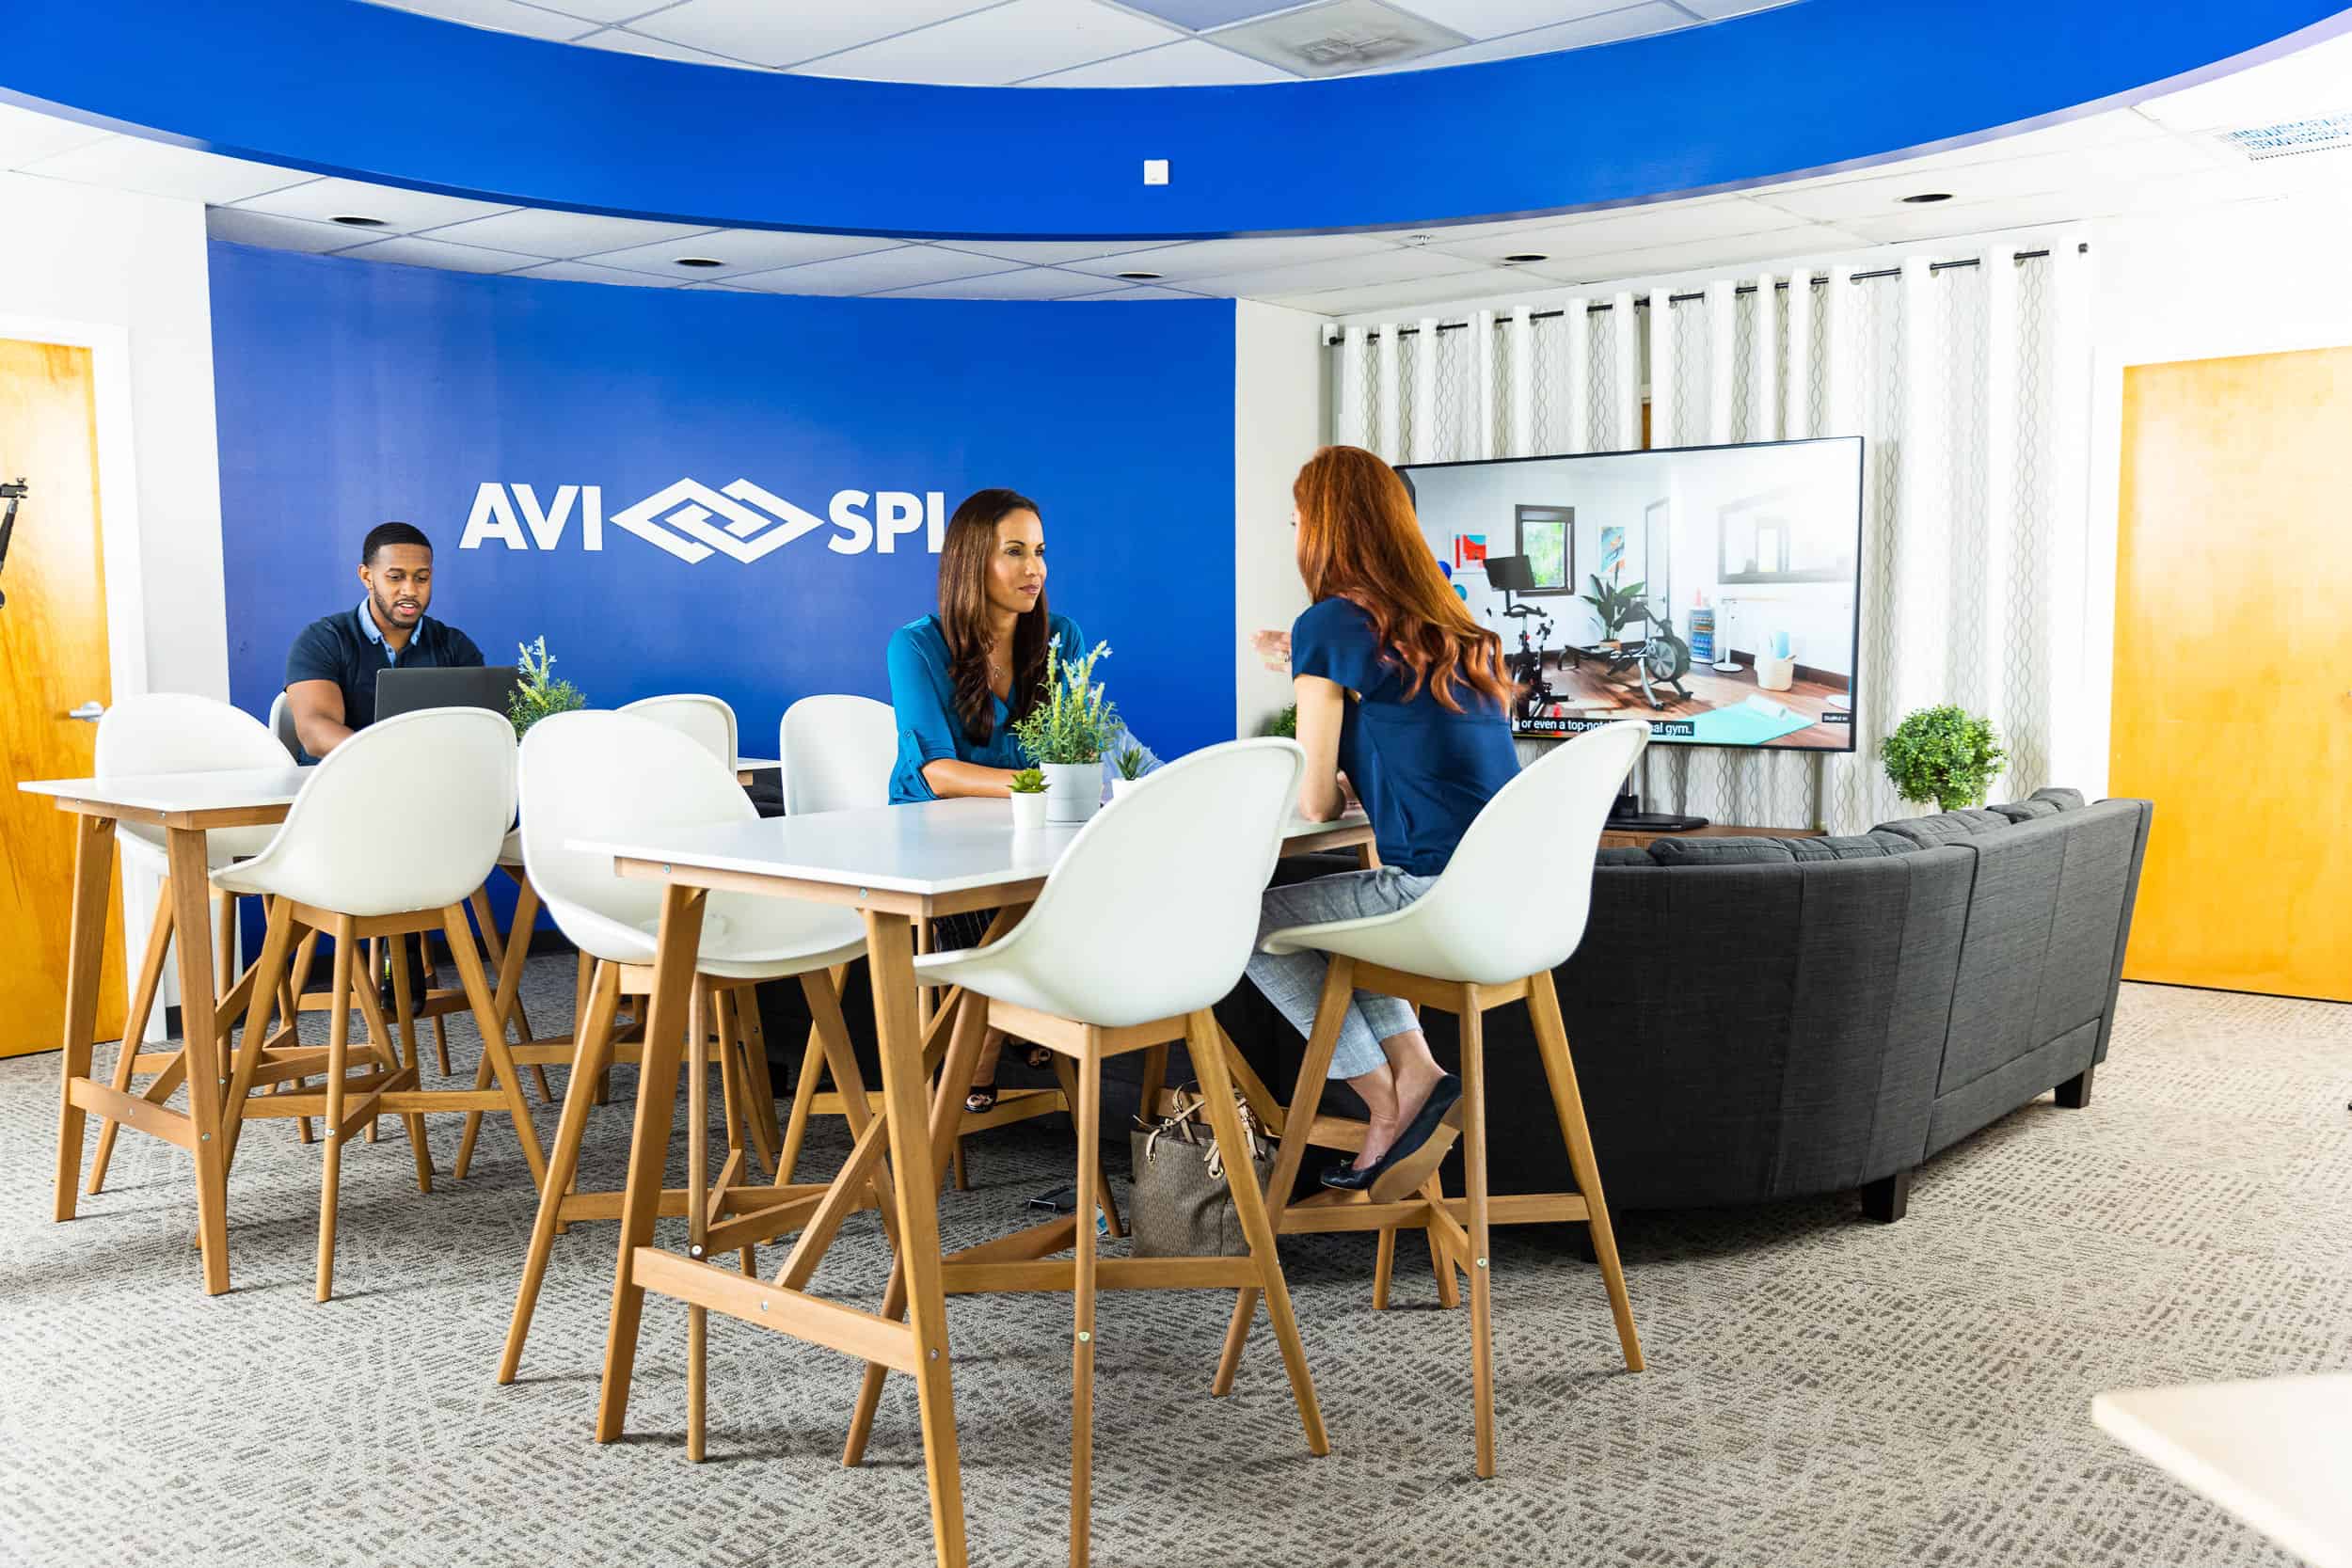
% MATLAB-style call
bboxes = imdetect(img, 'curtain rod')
[1324,242,2088,340]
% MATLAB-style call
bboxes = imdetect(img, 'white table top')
[734,756,781,772]
[573,796,1370,898]
[2093,1376,2352,1568]
[17,767,312,815]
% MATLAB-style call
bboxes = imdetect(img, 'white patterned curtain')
[1330,242,2092,832]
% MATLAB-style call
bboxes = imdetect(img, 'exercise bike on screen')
[1481,554,1561,722]
[1566,574,1693,711]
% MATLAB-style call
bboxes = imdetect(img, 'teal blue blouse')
[886,612,1087,803]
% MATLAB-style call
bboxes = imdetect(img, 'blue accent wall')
[209,241,1239,778]
[8,0,2346,238]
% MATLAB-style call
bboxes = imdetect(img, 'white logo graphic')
[460,481,943,560]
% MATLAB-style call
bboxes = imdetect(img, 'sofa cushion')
[1988,799,2059,824]
[1595,846,1653,866]
[1786,832,1919,861]
[2031,786,2086,811]
[1871,808,2010,848]
[1645,836,1797,867]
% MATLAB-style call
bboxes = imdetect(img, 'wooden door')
[2113,344,2352,1002]
[0,337,126,1055]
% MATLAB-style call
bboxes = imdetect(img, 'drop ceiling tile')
[1675,0,1796,17]
[205,207,373,255]
[2132,31,2352,133]
[871,266,1121,299]
[929,238,1185,265]
[1357,0,1679,71]
[573,227,899,277]
[1414,195,1808,263]
[418,207,716,257]
[1522,223,1869,283]
[802,0,1182,85]
[1752,137,2231,224]
[569,26,759,66]
[1263,263,1546,312]
[1022,37,1295,84]
[1065,283,1216,299]
[503,259,689,285]
[331,234,547,273]
[17,135,312,204]
[1210,0,1467,77]
[233,176,516,232]
[516,0,675,21]
[728,245,1019,294]
[1059,232,1395,279]
[1118,0,1303,28]
[360,0,597,41]
[1396,0,1661,44]
[631,0,1008,69]
[1173,244,1489,295]
[0,103,115,171]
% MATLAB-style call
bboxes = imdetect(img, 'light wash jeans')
[1247,867,1438,1080]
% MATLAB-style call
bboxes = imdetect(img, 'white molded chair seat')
[98,693,291,869]
[1261,719,1649,984]
[778,693,895,815]
[617,693,737,774]
[266,690,302,761]
[499,827,523,867]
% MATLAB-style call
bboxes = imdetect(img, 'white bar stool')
[1218,720,1651,1479]
[212,706,544,1301]
[908,738,1327,1567]
[497,710,869,1427]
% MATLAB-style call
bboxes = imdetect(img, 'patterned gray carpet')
[1,962,2344,1568]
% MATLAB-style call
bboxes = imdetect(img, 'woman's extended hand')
[1249,627,1292,674]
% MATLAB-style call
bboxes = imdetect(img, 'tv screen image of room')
[1406,437,1863,751]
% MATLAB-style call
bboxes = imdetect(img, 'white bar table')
[2093,1377,2352,1568]
[575,797,1371,1568]
[17,766,311,1294]
[732,754,779,785]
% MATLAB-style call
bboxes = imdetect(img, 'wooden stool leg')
[950,1136,968,1194]
[87,879,176,1196]
[453,1045,494,1180]
[1528,971,1642,1372]
[687,979,711,1464]
[215,887,237,999]
[1070,1040,1101,1568]
[317,920,357,1303]
[442,907,548,1188]
[1136,1043,1169,1124]
[501,960,621,1385]
[1051,1052,1122,1240]
[1213,958,1352,1397]
[469,885,550,1101]
[1424,1174,1461,1310]
[1459,987,1496,1479]
[287,927,321,1144]
[220,897,299,1176]
[1190,1010,1327,1456]
[778,1029,824,1187]
[578,952,610,1106]
[738,997,782,1155]
[717,989,778,1177]
[349,950,434,1194]
[1372,1225,1397,1310]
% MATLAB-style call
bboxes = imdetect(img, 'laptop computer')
[374,665,518,723]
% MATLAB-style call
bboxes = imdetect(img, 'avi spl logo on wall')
[459,481,946,562]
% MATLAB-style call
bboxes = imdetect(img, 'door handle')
[65,701,104,722]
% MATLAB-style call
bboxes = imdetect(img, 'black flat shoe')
[965,1083,999,1114]
[1320,1075,1465,1199]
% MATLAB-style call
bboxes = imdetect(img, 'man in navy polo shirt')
[284,521,485,765]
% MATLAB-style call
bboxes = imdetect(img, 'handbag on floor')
[1127,1087,1275,1258]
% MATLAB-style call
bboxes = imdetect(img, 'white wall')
[1232,299,1324,736]
[0,172,230,1023]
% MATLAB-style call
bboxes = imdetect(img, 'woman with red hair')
[1248,445,1520,1199]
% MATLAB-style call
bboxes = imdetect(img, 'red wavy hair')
[1293,446,1516,712]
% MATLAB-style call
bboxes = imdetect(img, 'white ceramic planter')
[1041,761,1103,824]
[1009,790,1051,832]
[1754,653,1796,691]
[1110,776,1143,801]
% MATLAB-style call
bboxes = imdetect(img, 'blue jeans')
[1246,867,1438,1080]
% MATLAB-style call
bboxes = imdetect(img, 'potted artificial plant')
[1110,744,1149,800]
[508,636,586,736]
[1008,767,1049,832]
[1881,705,2008,812]
[1009,640,1120,825]
[1581,573,1651,647]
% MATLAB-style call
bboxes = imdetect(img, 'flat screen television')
[1401,436,1865,752]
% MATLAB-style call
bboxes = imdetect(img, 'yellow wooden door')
[0,337,126,1054]
[2113,344,2352,1001]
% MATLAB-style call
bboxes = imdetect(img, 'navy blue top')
[887,612,1086,804]
[1291,596,1519,878]
[285,603,483,763]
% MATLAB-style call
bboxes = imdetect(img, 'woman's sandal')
[965,1083,1000,1114]
[1018,1043,1053,1070]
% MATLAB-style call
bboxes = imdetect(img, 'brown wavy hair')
[937,487,1049,743]
[1293,446,1516,711]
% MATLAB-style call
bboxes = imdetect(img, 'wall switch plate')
[1142,159,1169,185]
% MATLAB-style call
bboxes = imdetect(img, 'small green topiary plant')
[1113,745,1148,782]
[1009,641,1120,765]
[1881,705,2008,812]
[508,636,586,737]
[1264,703,1298,739]
[1008,767,1047,795]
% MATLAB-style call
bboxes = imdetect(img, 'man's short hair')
[362,521,433,565]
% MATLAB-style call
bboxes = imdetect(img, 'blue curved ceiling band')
[1,0,2341,239]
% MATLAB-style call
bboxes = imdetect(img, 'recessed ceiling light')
[1502,252,1548,263]
[1900,192,1954,204]
[328,214,387,227]
[1116,271,1164,281]
[674,257,724,268]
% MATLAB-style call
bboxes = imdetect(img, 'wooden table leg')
[165,826,233,1295]
[596,885,707,1444]
[861,910,968,1568]
[53,815,117,1223]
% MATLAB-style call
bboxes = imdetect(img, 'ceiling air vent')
[1210,0,1470,78]
[2210,112,2352,162]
